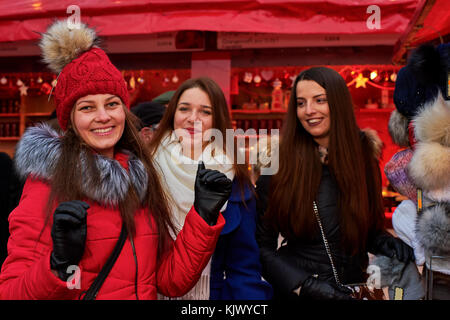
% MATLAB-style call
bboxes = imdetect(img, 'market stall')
[0,0,448,202]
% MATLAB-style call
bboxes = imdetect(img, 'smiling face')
[173,87,213,157]
[71,94,126,158]
[296,80,331,148]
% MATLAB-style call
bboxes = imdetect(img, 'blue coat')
[209,179,273,300]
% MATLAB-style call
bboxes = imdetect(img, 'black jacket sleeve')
[255,175,310,295]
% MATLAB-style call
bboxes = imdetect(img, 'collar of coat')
[14,124,148,207]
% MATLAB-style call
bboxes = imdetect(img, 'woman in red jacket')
[0,19,231,300]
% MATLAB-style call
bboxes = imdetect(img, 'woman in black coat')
[255,67,414,300]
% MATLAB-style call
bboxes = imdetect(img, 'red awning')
[410,0,450,45]
[0,0,420,43]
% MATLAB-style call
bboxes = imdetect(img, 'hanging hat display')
[389,43,449,148]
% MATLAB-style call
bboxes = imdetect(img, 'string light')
[243,72,253,83]
[390,72,397,82]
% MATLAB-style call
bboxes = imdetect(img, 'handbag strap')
[80,224,128,300]
[313,201,342,286]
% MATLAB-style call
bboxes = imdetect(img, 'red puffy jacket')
[0,153,224,300]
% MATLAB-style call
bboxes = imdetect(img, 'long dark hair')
[265,67,385,254]
[150,77,253,194]
[45,105,175,258]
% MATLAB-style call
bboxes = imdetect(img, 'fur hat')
[389,43,449,147]
[39,19,129,131]
[415,203,450,257]
[388,44,450,269]
[409,93,450,261]
[394,44,448,118]
[408,94,450,196]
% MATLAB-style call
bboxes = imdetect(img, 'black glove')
[370,232,415,263]
[300,276,355,300]
[50,200,89,281]
[194,161,232,226]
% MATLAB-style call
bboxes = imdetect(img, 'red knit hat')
[39,20,129,131]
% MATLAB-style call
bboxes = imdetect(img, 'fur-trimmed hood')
[14,124,148,207]
[361,128,383,159]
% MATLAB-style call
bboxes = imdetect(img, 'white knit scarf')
[154,131,234,300]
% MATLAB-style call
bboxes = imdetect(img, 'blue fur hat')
[393,43,449,120]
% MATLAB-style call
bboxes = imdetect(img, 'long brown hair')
[150,77,252,193]
[266,67,385,254]
[45,105,175,258]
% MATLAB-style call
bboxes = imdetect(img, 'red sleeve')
[0,178,80,300]
[156,206,225,297]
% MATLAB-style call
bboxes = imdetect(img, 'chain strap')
[312,201,342,286]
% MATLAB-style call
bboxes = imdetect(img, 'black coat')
[0,152,22,266]
[256,165,391,299]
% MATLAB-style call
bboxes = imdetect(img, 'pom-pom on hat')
[39,19,129,131]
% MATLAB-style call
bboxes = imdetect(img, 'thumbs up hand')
[193,161,232,226]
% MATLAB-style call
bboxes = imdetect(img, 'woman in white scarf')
[150,77,273,300]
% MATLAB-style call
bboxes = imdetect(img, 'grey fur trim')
[416,203,450,256]
[128,153,148,202]
[371,255,405,287]
[370,255,425,300]
[14,123,148,207]
[14,124,61,181]
[388,110,410,147]
[80,152,130,207]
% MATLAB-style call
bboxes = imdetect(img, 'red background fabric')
[0,0,424,42]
